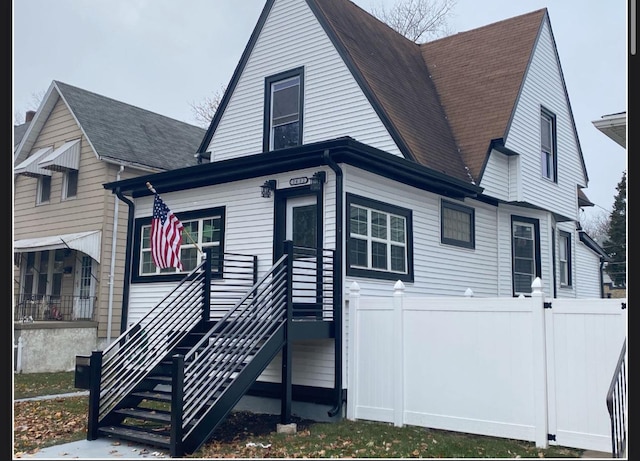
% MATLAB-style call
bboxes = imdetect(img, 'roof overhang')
[14,146,54,177]
[592,112,626,148]
[13,230,102,263]
[578,230,611,262]
[103,137,483,200]
[39,139,81,172]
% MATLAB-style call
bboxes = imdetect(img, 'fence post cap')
[349,281,360,292]
[394,280,405,292]
[464,288,473,297]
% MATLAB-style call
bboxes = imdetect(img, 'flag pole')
[146,182,203,255]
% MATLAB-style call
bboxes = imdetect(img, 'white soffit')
[592,113,626,148]
[13,230,102,263]
[39,139,81,172]
[14,146,54,177]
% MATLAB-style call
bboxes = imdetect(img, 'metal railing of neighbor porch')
[14,294,97,322]
[347,278,627,453]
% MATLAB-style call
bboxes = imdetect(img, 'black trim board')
[246,381,343,406]
[104,137,482,201]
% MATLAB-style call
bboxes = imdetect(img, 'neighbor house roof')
[15,81,206,172]
[592,111,626,148]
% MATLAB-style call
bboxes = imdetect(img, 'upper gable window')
[37,176,51,204]
[540,108,557,182]
[63,170,78,200]
[264,67,304,151]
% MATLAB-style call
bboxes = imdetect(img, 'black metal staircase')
[78,242,336,458]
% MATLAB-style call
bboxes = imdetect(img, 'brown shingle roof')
[420,9,547,182]
[310,0,469,181]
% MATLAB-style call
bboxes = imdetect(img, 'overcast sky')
[12,0,627,224]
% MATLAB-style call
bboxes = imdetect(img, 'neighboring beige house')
[13,80,205,373]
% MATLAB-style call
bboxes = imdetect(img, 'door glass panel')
[292,204,316,248]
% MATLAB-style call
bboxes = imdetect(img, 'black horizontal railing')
[291,246,335,320]
[14,294,97,322]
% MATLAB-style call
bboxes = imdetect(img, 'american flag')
[151,194,184,270]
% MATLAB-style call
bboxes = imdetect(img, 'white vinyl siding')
[502,20,585,220]
[479,149,511,201]
[342,165,499,298]
[574,240,603,298]
[206,0,401,161]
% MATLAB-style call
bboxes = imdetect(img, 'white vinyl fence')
[346,278,627,453]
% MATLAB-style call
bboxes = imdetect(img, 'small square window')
[441,200,475,249]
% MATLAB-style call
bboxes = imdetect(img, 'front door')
[275,189,323,318]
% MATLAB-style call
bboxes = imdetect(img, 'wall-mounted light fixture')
[310,171,326,191]
[261,179,277,198]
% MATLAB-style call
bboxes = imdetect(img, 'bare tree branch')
[369,0,457,43]
[189,84,226,128]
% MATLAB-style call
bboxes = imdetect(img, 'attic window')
[540,108,557,182]
[264,67,304,151]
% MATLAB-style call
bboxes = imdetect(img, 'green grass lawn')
[13,371,585,458]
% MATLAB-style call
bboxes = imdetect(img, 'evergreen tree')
[603,171,626,286]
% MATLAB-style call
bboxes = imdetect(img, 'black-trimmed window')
[133,206,225,282]
[541,108,557,182]
[559,231,572,287]
[512,216,541,296]
[441,200,475,249]
[347,194,413,282]
[264,67,304,151]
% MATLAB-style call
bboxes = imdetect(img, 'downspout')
[600,259,605,298]
[107,165,124,344]
[324,149,344,418]
[114,187,135,335]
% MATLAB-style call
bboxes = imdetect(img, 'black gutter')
[114,187,135,335]
[103,137,483,201]
[323,149,344,418]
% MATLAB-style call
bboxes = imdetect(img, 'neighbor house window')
[347,194,413,282]
[63,170,78,199]
[441,200,475,249]
[134,207,225,281]
[264,67,304,151]
[37,175,51,204]
[559,231,572,287]
[512,217,541,296]
[541,108,557,182]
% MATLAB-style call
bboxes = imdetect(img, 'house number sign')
[289,177,309,186]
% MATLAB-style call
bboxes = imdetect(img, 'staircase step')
[114,407,171,423]
[130,390,172,402]
[98,425,170,449]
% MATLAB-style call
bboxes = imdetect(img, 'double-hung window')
[541,108,557,182]
[347,194,413,282]
[37,175,51,204]
[264,67,303,151]
[441,200,475,248]
[135,207,225,281]
[512,217,541,296]
[63,170,78,199]
[559,231,572,287]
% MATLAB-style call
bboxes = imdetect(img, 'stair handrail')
[95,258,210,421]
[606,338,627,458]
[178,253,290,434]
